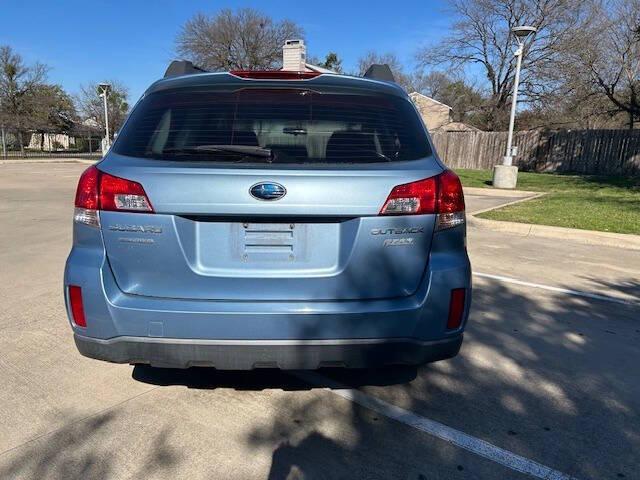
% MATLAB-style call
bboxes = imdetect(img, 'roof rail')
[164,60,208,78]
[363,64,395,83]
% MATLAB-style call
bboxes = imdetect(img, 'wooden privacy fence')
[431,129,640,175]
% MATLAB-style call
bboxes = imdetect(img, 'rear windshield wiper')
[358,149,393,162]
[159,145,274,161]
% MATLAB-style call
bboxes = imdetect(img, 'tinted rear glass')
[113,87,431,163]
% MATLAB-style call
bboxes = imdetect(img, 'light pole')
[492,25,537,189]
[97,83,111,152]
[1,126,6,159]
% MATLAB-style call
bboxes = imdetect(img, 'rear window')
[113,87,431,164]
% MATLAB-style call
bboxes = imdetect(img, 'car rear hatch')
[95,78,449,302]
[99,160,442,301]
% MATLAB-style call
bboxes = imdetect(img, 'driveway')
[0,163,638,480]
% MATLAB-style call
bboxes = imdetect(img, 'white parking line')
[297,372,580,480]
[473,272,638,306]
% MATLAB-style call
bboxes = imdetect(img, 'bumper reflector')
[69,285,87,328]
[447,288,466,330]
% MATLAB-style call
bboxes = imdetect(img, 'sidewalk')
[463,187,544,214]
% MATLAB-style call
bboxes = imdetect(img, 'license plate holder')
[240,222,301,262]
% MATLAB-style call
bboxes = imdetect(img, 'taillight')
[74,166,101,227]
[380,170,465,230]
[435,170,465,230]
[436,170,465,213]
[447,288,466,330]
[379,177,437,215]
[75,165,100,209]
[74,165,153,227]
[229,70,321,80]
[68,285,87,328]
[99,171,153,212]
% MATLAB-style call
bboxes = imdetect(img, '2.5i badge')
[383,238,415,247]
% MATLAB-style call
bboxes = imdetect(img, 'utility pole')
[492,25,537,189]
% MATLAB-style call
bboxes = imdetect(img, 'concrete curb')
[0,158,99,165]
[469,215,640,251]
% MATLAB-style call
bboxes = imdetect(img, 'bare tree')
[176,8,303,71]
[409,70,486,126]
[76,81,129,138]
[563,0,640,128]
[416,0,584,130]
[0,45,48,153]
[408,71,452,99]
[355,53,484,122]
[29,84,77,150]
[357,51,412,90]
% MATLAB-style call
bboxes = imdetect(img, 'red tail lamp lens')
[74,165,153,213]
[75,166,100,209]
[379,177,437,215]
[99,171,153,212]
[69,285,87,328]
[447,288,466,330]
[380,170,464,216]
[437,170,465,213]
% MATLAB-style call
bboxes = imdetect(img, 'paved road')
[0,163,638,480]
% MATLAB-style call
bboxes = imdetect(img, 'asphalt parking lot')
[0,163,638,480]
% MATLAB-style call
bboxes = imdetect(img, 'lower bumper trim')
[74,334,463,370]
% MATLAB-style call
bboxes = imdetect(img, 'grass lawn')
[456,169,640,235]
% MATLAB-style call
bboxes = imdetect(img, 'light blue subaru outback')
[64,63,471,369]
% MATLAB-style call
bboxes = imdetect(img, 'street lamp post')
[1,126,6,159]
[492,25,537,189]
[97,83,111,152]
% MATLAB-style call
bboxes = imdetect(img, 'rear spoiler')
[363,64,395,83]
[163,61,323,81]
[164,60,208,78]
[163,60,397,83]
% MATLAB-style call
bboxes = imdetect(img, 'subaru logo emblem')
[250,182,286,201]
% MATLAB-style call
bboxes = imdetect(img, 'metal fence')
[1,129,103,160]
[431,129,640,175]
[1,150,102,160]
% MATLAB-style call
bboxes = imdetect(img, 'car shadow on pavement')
[578,275,640,303]
[132,364,417,390]
[1,277,638,479]
[248,275,640,480]
[128,272,640,480]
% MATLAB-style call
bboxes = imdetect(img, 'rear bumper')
[65,227,472,342]
[74,333,463,370]
[65,223,471,369]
